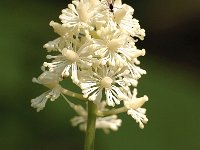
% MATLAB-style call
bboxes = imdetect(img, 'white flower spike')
[31,0,149,140]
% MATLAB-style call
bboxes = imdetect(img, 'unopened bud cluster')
[31,0,148,131]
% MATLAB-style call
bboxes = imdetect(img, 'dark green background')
[1,0,200,149]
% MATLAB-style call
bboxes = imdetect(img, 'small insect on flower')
[106,0,114,12]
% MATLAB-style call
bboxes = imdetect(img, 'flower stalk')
[84,101,97,150]
[96,107,128,117]
[61,87,87,101]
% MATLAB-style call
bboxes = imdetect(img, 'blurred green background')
[1,0,200,149]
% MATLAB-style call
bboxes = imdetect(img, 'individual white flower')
[31,71,62,112]
[66,99,122,133]
[43,24,91,53]
[124,88,148,129]
[43,38,94,84]
[79,65,133,106]
[113,2,145,40]
[59,0,102,32]
[91,26,145,68]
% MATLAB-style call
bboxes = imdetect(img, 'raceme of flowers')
[31,0,148,131]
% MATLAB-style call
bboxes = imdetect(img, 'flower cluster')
[31,0,148,131]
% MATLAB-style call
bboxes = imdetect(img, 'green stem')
[84,101,97,150]
[61,87,87,101]
[96,106,128,117]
